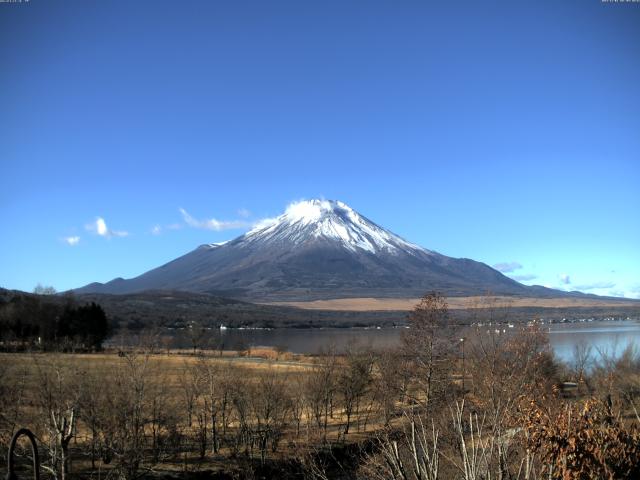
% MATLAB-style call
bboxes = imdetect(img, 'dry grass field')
[0,347,395,478]
[267,295,640,311]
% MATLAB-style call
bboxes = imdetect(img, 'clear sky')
[1,0,638,298]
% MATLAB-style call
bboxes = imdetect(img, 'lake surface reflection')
[547,320,640,363]
[208,320,640,364]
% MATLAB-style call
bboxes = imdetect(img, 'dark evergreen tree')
[0,290,110,351]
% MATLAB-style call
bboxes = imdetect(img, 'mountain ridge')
[75,199,583,301]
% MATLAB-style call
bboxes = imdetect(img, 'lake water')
[547,320,640,363]
[207,320,640,365]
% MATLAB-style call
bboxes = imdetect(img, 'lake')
[185,319,640,365]
[547,320,640,364]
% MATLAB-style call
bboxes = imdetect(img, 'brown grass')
[0,349,313,384]
[264,295,640,311]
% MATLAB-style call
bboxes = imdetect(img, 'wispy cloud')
[573,281,616,291]
[238,208,251,218]
[250,216,279,231]
[559,273,571,285]
[86,217,129,238]
[608,290,626,298]
[493,262,522,273]
[151,222,186,235]
[63,236,80,246]
[179,208,251,231]
[511,273,537,281]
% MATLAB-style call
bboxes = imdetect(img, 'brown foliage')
[522,398,640,480]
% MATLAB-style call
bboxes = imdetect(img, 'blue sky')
[1,0,639,298]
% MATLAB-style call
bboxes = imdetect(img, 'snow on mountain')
[242,199,429,255]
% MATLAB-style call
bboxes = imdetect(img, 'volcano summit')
[77,199,540,300]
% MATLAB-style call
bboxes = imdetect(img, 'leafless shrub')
[364,415,440,480]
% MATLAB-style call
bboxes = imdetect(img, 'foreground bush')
[522,398,640,480]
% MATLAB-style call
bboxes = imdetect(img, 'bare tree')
[186,321,208,354]
[372,348,404,426]
[571,339,593,385]
[33,284,57,295]
[78,367,106,470]
[305,350,338,441]
[95,352,160,480]
[337,343,373,434]
[0,362,28,452]
[178,361,199,427]
[194,357,235,455]
[229,374,252,457]
[251,370,292,463]
[33,357,82,480]
[289,374,306,438]
[402,292,453,409]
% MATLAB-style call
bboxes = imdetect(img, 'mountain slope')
[76,199,535,300]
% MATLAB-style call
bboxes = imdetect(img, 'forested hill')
[0,288,406,333]
[2,289,638,340]
[72,290,403,329]
[0,288,109,350]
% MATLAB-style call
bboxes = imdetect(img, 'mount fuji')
[76,199,541,301]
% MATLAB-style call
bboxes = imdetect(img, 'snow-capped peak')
[284,199,338,224]
[244,199,429,255]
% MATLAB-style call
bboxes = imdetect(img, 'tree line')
[0,289,109,351]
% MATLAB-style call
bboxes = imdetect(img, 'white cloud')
[179,208,250,231]
[559,273,571,285]
[151,225,162,235]
[493,262,522,273]
[86,217,129,238]
[95,217,107,236]
[64,236,80,246]
[238,208,251,218]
